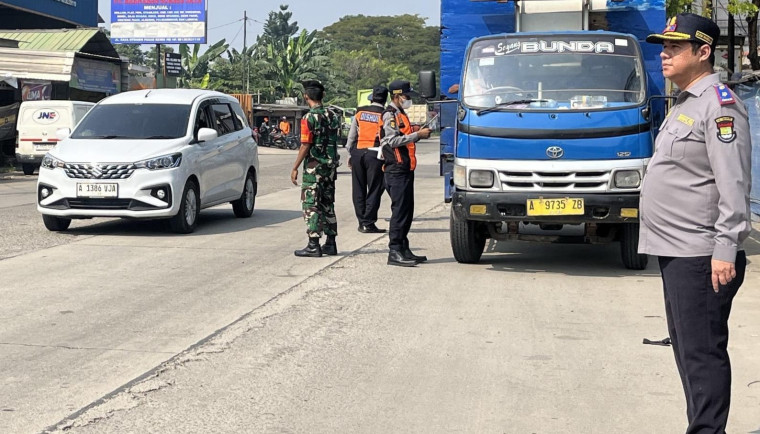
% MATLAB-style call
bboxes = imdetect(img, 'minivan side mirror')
[197,127,218,142]
[418,71,438,100]
[56,128,71,141]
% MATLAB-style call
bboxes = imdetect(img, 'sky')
[97,0,441,51]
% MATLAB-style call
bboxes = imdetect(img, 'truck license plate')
[526,198,584,216]
[76,183,118,198]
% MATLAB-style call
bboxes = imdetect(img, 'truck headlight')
[135,153,182,170]
[454,165,466,188]
[614,170,641,188]
[41,154,64,170]
[469,170,494,188]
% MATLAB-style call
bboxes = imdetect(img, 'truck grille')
[64,163,136,180]
[499,170,610,192]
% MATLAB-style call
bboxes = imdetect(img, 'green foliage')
[254,29,330,99]
[320,14,439,79]
[322,50,414,107]
[178,40,229,89]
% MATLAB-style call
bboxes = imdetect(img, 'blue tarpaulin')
[733,83,760,218]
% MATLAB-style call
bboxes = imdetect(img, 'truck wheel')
[231,170,256,218]
[22,163,36,175]
[450,209,486,263]
[42,215,71,231]
[169,180,199,234]
[620,223,648,270]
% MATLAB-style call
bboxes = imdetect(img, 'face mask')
[401,98,413,109]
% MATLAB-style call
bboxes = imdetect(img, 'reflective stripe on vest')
[393,111,416,171]
[356,106,384,149]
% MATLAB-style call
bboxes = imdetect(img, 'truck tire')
[450,209,486,263]
[620,223,648,270]
[42,214,71,231]
[22,163,36,175]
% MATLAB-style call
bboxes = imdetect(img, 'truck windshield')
[463,35,645,111]
[71,104,191,140]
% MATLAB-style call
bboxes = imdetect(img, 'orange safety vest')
[381,106,416,172]
[355,105,384,149]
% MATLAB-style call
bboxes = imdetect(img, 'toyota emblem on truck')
[546,146,564,159]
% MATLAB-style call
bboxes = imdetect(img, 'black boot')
[294,238,322,257]
[322,235,337,256]
[387,249,417,267]
[403,248,427,263]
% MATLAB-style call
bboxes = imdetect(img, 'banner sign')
[70,58,121,94]
[164,52,182,77]
[110,0,207,44]
[20,80,52,101]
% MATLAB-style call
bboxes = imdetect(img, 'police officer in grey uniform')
[640,13,752,432]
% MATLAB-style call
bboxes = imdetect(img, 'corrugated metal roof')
[0,29,99,52]
[0,48,75,82]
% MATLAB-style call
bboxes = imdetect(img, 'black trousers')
[384,170,414,251]
[658,251,746,434]
[350,148,385,227]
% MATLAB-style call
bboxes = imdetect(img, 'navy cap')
[646,13,720,49]
[369,85,389,103]
[388,80,418,98]
[301,80,325,92]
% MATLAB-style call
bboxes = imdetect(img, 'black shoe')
[295,239,322,257]
[322,236,337,256]
[358,223,386,233]
[403,248,427,263]
[387,249,417,267]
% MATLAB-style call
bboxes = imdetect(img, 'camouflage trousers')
[301,162,337,238]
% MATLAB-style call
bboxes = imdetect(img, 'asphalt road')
[1,140,759,434]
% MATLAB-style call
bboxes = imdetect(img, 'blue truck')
[421,0,666,269]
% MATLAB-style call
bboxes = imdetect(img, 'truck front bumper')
[452,191,640,224]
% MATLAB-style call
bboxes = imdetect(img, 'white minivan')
[16,100,95,175]
[37,89,259,233]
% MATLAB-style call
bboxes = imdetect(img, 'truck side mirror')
[418,71,438,100]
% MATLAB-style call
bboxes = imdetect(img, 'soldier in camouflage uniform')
[291,80,340,257]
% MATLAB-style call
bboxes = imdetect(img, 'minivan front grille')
[64,163,136,179]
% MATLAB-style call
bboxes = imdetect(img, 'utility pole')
[244,10,249,95]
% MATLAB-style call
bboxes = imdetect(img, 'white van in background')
[16,100,95,175]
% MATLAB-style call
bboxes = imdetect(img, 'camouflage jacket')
[301,105,340,167]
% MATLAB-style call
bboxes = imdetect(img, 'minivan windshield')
[71,104,191,139]
[463,35,645,111]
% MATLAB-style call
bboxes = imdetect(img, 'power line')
[209,18,244,31]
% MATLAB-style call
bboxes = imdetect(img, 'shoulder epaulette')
[714,84,736,105]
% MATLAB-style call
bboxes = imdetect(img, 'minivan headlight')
[614,170,641,188]
[135,153,182,170]
[469,170,494,188]
[41,154,64,170]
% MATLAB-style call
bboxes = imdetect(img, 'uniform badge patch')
[390,119,396,129]
[677,113,694,126]
[714,84,735,105]
[715,116,736,143]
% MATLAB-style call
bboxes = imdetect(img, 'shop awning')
[0,48,75,82]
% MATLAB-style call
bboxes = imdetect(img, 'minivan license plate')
[526,198,584,216]
[76,183,118,198]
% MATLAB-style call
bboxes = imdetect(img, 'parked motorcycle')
[270,129,300,150]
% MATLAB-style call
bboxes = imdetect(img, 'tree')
[256,5,299,53]
[144,45,175,72]
[322,50,413,106]
[255,29,330,99]
[320,14,439,78]
[178,40,229,89]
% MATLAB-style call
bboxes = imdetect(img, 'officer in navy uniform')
[347,85,389,233]
[379,80,432,267]
[640,13,752,432]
